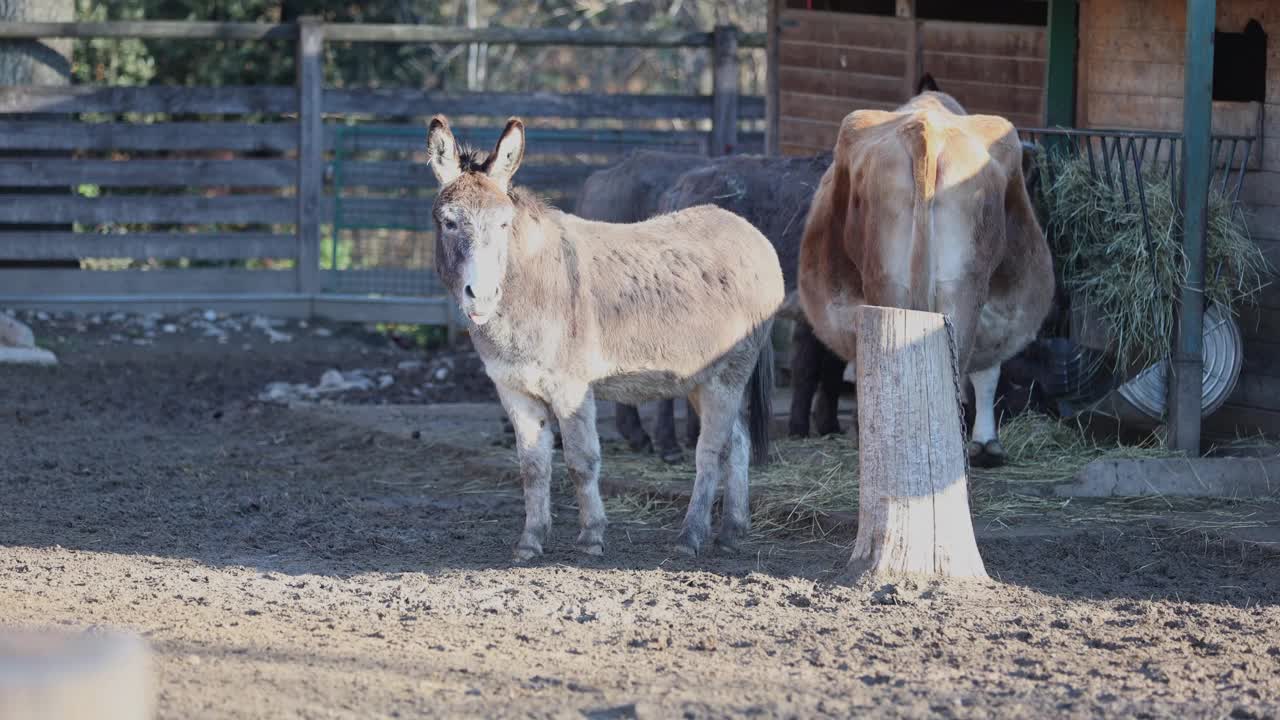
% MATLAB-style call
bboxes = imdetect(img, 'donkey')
[797,80,1054,467]
[576,150,847,464]
[429,116,784,559]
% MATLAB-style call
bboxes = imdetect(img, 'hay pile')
[1034,152,1270,372]
[599,413,1274,539]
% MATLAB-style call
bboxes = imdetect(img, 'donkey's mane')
[451,143,550,219]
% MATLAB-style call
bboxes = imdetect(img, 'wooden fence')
[0,20,765,324]
[776,9,1046,155]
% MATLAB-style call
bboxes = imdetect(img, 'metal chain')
[942,315,972,478]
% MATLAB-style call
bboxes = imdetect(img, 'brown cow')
[797,85,1054,467]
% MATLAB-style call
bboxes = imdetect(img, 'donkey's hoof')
[577,542,604,557]
[627,435,654,454]
[674,527,709,557]
[716,531,747,554]
[512,540,544,562]
[660,448,684,465]
[788,422,810,439]
[815,420,843,437]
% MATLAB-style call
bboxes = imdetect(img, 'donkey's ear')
[486,117,525,191]
[427,115,462,186]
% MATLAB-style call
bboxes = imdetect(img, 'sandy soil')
[1,313,1278,719]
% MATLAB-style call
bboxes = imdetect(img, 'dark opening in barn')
[1213,19,1267,103]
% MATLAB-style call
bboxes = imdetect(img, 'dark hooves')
[660,448,684,465]
[967,440,1007,469]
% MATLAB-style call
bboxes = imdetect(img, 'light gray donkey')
[427,116,784,559]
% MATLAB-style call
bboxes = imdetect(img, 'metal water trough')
[1018,127,1256,421]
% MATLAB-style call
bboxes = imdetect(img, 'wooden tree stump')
[0,627,154,720]
[847,305,988,580]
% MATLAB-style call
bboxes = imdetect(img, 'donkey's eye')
[500,222,509,229]
[443,219,458,231]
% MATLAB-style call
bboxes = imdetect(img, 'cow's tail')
[747,334,774,466]
[902,117,938,310]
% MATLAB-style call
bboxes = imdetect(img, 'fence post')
[296,16,324,298]
[710,25,739,157]
[765,0,780,156]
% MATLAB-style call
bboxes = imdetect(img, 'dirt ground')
[1,312,1278,719]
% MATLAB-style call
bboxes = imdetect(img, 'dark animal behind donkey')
[430,117,784,558]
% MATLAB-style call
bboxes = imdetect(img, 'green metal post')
[1169,0,1216,454]
[1044,0,1077,128]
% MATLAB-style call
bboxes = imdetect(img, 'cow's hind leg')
[495,384,554,561]
[557,389,608,556]
[674,383,739,557]
[654,398,683,464]
[615,402,652,453]
[967,364,1006,468]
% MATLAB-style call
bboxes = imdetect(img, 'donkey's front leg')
[496,384,554,561]
[553,386,608,556]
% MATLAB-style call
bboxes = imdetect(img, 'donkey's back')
[561,204,783,400]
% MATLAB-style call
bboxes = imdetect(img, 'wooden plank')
[1084,31,1185,65]
[0,268,294,296]
[324,89,766,121]
[0,195,295,225]
[929,78,1043,117]
[766,0,780,156]
[297,17,324,297]
[336,161,598,189]
[0,20,763,48]
[1086,59,1184,98]
[778,67,903,104]
[0,292,314,318]
[0,232,296,260]
[778,42,906,79]
[0,159,296,188]
[312,294,451,326]
[0,121,297,152]
[326,125,718,155]
[0,21,293,40]
[779,91,893,126]
[1204,403,1280,438]
[778,9,909,51]
[1242,339,1280,377]
[330,197,434,230]
[922,51,1046,88]
[919,21,1046,59]
[1245,206,1280,244]
[779,117,840,152]
[0,86,297,115]
[1225,373,1280,412]
[1239,174,1280,214]
[710,26,741,156]
[1238,302,1280,340]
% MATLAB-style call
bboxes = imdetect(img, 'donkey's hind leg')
[615,402,652,453]
[716,418,751,553]
[555,388,608,556]
[674,382,740,557]
[495,384,554,562]
[654,398,683,464]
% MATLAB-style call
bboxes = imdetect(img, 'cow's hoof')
[967,440,1007,469]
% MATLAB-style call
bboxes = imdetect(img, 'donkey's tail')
[748,334,775,466]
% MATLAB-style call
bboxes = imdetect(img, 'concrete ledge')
[1055,457,1280,499]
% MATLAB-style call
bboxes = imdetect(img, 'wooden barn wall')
[776,9,1046,156]
[1080,0,1280,435]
